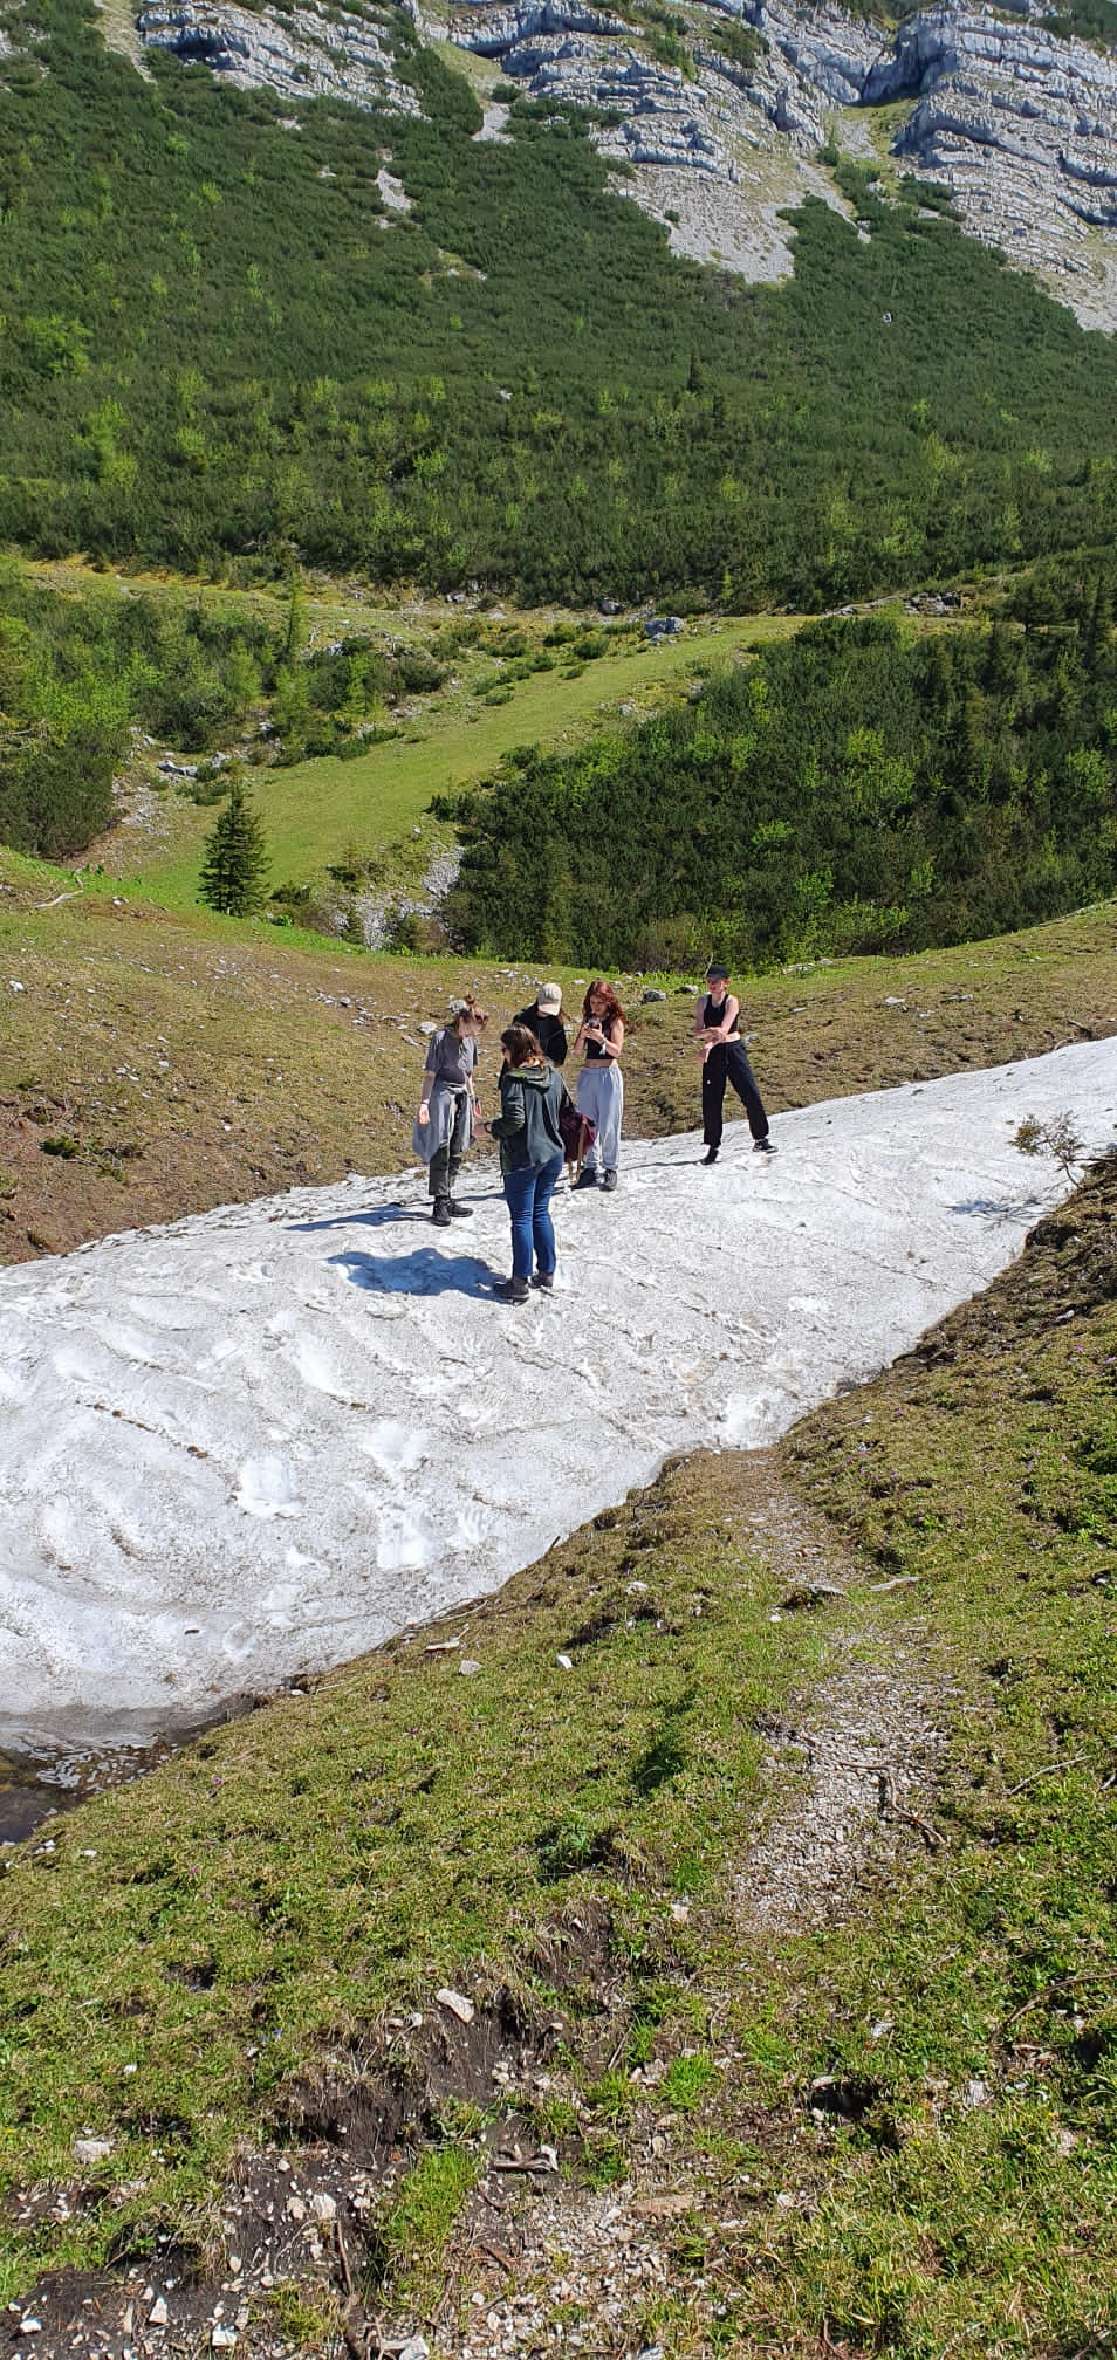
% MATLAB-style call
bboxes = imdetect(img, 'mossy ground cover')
[0,1121,1113,2353]
[2,859,1114,1262]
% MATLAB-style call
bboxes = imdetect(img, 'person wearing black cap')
[694,965,774,1165]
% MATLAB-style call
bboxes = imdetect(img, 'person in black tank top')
[694,964,773,1165]
[573,980,625,1190]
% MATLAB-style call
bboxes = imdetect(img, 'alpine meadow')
[2,0,1117,2351]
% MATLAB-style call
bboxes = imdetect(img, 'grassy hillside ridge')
[2,0,1117,604]
[2,552,801,883]
[2,860,1115,1262]
[0,1139,1113,2351]
[107,618,797,912]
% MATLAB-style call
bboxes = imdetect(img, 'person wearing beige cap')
[515,980,568,1068]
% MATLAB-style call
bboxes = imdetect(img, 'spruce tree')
[283,576,307,668]
[1085,569,1114,668]
[199,780,269,916]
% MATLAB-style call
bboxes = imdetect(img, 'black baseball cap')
[706,963,729,981]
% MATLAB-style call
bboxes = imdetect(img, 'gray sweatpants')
[576,1064,623,1172]
[429,1090,469,1199]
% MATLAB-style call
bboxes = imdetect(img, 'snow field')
[0,1039,1114,1752]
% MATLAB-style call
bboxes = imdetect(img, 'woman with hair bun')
[573,980,625,1193]
[414,995,488,1226]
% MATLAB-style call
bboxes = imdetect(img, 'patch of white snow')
[0,1042,1113,1750]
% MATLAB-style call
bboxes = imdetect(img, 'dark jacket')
[515,1004,568,1066]
[490,1061,565,1174]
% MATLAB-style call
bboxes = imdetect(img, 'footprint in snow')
[235,1454,303,1520]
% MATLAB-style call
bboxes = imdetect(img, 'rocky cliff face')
[138,0,418,113]
[129,0,1117,327]
[447,0,1117,323]
[865,6,1117,316]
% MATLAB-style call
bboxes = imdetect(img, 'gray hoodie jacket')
[490,1062,565,1173]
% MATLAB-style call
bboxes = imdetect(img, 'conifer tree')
[283,576,308,669]
[1085,569,1114,668]
[199,780,269,916]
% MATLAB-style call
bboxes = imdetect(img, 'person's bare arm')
[703,994,740,1043]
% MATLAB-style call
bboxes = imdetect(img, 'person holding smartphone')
[573,979,625,1193]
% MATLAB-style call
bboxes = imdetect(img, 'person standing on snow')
[515,980,568,1068]
[694,964,774,1165]
[573,980,625,1192]
[485,1023,566,1304]
[414,996,488,1225]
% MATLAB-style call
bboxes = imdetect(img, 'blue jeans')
[503,1154,564,1282]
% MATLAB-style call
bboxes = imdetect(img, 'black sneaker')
[574,1168,598,1190]
[447,1199,473,1218]
[531,1271,555,1292]
[602,1169,618,1193]
[432,1196,452,1227]
[702,1147,719,1166]
[754,1138,776,1155]
[494,1276,530,1305]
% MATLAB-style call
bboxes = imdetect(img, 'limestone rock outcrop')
[449,0,1117,323]
[129,0,1117,327]
[138,0,418,112]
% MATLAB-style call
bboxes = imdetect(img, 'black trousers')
[702,1041,768,1150]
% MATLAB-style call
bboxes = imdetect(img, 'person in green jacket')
[485,1024,566,1305]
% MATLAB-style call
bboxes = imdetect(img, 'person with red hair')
[573,980,625,1193]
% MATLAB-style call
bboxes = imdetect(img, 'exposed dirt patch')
[736,1646,948,1937]
[437,2176,678,2359]
[0,1949,627,2360]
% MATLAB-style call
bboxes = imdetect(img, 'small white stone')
[310,2192,337,2225]
[148,2298,168,2328]
[459,1658,481,1677]
[437,1987,475,2024]
[72,2135,114,2166]
[555,1653,573,1671]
